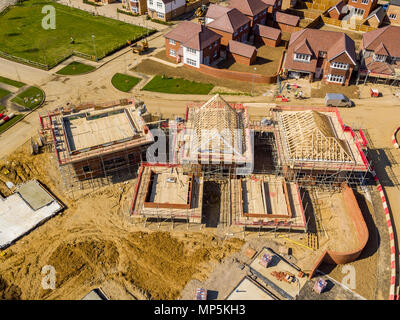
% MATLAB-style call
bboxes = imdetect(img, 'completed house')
[387,0,400,26]
[122,0,147,15]
[284,29,357,85]
[347,0,378,19]
[147,0,186,21]
[365,6,387,28]
[229,0,269,27]
[205,7,252,46]
[358,25,400,81]
[164,21,222,68]
[326,0,348,20]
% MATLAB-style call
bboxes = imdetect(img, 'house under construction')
[39,99,154,191]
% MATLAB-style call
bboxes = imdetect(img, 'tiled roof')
[207,8,251,33]
[229,0,269,16]
[228,40,257,58]
[164,21,221,50]
[275,11,300,26]
[362,26,400,58]
[205,4,231,20]
[253,24,281,40]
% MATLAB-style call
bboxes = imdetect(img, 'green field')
[0,0,152,68]
[0,88,11,99]
[11,86,44,109]
[0,76,25,88]
[111,73,141,92]
[0,114,23,134]
[56,62,96,75]
[142,75,214,95]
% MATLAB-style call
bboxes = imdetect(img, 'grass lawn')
[0,76,25,88]
[0,105,5,113]
[56,62,96,75]
[142,75,214,94]
[111,73,141,92]
[0,88,11,99]
[0,0,152,68]
[11,86,45,109]
[0,114,23,134]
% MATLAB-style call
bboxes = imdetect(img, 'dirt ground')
[217,45,284,76]
[311,83,361,99]
[133,59,272,94]
[0,143,244,300]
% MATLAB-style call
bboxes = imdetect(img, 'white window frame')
[373,54,386,62]
[327,74,345,84]
[149,0,153,5]
[157,12,164,18]
[331,62,349,70]
[389,14,397,19]
[361,0,368,4]
[156,2,162,8]
[186,47,197,55]
[169,39,176,45]
[294,53,311,62]
[186,58,197,66]
[169,49,176,57]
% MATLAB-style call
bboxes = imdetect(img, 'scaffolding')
[38,100,152,199]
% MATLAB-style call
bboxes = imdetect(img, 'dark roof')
[253,24,281,40]
[362,25,400,57]
[207,8,251,33]
[228,40,257,58]
[164,21,221,50]
[366,6,386,23]
[275,11,300,26]
[284,29,356,73]
[389,0,400,6]
[229,0,269,16]
[328,0,347,14]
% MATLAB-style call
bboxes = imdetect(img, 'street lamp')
[91,34,97,61]
[251,67,257,96]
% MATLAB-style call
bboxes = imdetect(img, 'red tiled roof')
[207,8,251,33]
[229,0,269,16]
[275,11,300,26]
[164,21,221,50]
[375,42,389,56]
[261,0,277,6]
[205,4,230,20]
[228,40,257,58]
[364,56,394,75]
[253,24,281,40]
[284,29,356,73]
[362,26,400,58]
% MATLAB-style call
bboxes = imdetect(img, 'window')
[244,24,248,29]
[361,0,368,4]
[169,49,176,57]
[214,41,218,47]
[327,74,345,83]
[213,51,218,58]
[389,14,397,19]
[157,2,162,8]
[294,53,311,62]
[187,47,197,54]
[83,166,91,173]
[186,58,197,66]
[149,0,153,4]
[234,31,238,36]
[157,12,164,18]
[331,62,349,70]
[373,54,387,62]
[352,0,357,2]
[131,7,138,13]
[318,51,327,58]
[169,39,176,45]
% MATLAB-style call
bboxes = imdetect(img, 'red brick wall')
[165,38,181,60]
[228,52,256,65]
[349,0,378,19]
[327,8,340,19]
[208,24,251,47]
[255,35,281,47]
[275,22,297,33]
[322,52,355,86]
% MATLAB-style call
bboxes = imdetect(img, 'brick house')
[206,7,252,46]
[164,21,222,68]
[365,6,387,28]
[227,40,257,65]
[326,0,348,19]
[253,24,281,47]
[229,0,269,27]
[284,29,357,85]
[387,0,400,26]
[147,0,186,21]
[359,25,400,80]
[347,0,378,19]
[122,0,147,15]
[261,0,282,14]
[274,11,300,33]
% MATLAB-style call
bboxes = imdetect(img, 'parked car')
[324,93,353,108]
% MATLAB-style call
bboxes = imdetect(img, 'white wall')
[183,46,202,68]
[147,0,185,13]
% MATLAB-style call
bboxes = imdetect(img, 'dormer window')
[374,54,387,62]
[294,53,311,62]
